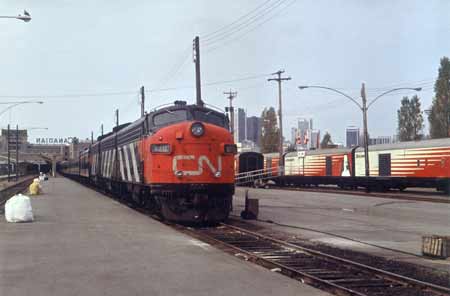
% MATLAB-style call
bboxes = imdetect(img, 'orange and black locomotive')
[61,101,237,222]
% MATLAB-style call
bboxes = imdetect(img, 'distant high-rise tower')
[346,126,360,148]
[297,118,310,134]
[297,118,312,149]
[291,127,298,144]
[310,130,320,149]
[234,108,246,143]
[246,116,261,145]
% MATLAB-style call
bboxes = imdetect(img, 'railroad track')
[267,186,450,204]
[176,223,450,296]
[62,176,450,295]
[0,177,35,213]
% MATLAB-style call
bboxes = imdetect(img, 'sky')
[0,0,449,144]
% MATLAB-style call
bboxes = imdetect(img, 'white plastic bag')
[5,194,34,223]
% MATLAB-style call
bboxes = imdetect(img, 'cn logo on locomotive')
[172,155,222,177]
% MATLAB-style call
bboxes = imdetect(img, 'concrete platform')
[233,187,450,273]
[0,177,329,296]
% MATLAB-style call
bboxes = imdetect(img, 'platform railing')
[235,166,283,186]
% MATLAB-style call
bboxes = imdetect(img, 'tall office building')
[291,127,298,144]
[234,108,247,143]
[246,116,261,145]
[296,118,313,149]
[297,118,310,134]
[346,126,360,148]
[309,130,320,149]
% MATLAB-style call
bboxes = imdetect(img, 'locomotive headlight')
[191,122,205,137]
[224,144,237,154]
[150,143,171,154]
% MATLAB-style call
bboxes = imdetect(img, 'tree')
[410,95,424,140]
[397,95,423,141]
[429,56,450,138]
[320,132,333,149]
[260,107,279,153]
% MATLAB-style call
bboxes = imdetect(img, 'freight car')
[60,101,237,222]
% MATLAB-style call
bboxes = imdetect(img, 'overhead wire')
[0,90,137,99]
[201,0,274,39]
[203,0,289,45]
[155,45,192,89]
[0,73,271,99]
[203,0,297,53]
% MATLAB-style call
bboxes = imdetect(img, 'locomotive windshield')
[192,109,229,129]
[153,109,188,127]
[150,105,229,129]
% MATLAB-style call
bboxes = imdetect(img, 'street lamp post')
[298,84,421,177]
[0,101,44,118]
[0,10,31,22]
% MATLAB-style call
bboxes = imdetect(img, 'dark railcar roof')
[91,102,229,150]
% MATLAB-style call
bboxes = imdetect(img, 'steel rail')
[59,174,450,295]
[268,185,450,204]
[184,223,450,296]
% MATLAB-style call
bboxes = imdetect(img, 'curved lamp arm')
[0,10,31,22]
[367,87,422,109]
[298,85,362,110]
[0,101,44,117]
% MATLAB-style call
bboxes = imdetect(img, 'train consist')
[237,138,450,193]
[60,101,237,223]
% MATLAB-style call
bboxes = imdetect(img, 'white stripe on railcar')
[123,145,133,182]
[130,142,140,183]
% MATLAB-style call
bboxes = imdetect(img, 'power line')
[203,0,289,45]
[155,46,191,89]
[202,0,273,39]
[0,90,137,99]
[203,0,297,54]
[148,73,271,93]
[366,79,435,92]
[0,73,271,99]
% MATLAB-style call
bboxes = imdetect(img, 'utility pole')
[193,36,204,107]
[224,90,237,137]
[140,86,145,117]
[361,82,370,177]
[99,124,103,178]
[115,109,119,127]
[268,70,291,170]
[16,125,19,181]
[91,131,94,144]
[447,78,450,137]
[7,124,10,182]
